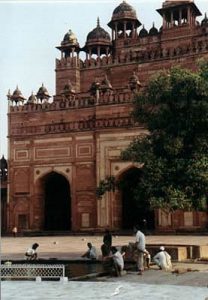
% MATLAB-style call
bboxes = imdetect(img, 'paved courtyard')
[2,234,208,260]
[2,235,208,299]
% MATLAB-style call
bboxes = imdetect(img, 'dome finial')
[97,17,100,28]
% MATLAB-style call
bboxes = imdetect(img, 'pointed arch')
[37,171,71,231]
[114,166,155,231]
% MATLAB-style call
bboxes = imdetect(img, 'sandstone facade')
[6,1,208,233]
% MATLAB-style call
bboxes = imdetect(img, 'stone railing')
[1,264,65,280]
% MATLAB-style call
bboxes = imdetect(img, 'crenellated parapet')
[56,56,82,68]
[9,89,134,112]
[10,115,137,137]
[56,33,208,71]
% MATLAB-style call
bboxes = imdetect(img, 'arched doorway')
[43,172,71,231]
[118,167,155,230]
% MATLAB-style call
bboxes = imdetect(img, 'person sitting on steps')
[82,242,97,260]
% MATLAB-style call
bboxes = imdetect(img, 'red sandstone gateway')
[3,0,208,234]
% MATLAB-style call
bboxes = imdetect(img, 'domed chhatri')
[129,72,141,91]
[86,18,111,45]
[61,80,75,96]
[201,13,208,26]
[27,92,37,104]
[0,155,7,181]
[139,25,148,38]
[112,0,137,20]
[8,86,26,104]
[108,1,141,37]
[149,23,159,36]
[36,83,51,102]
[163,0,194,8]
[61,29,79,46]
[0,155,7,169]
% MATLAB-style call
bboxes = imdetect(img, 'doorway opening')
[44,172,71,231]
[119,167,155,230]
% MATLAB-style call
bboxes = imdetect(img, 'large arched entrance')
[118,167,155,231]
[43,172,71,231]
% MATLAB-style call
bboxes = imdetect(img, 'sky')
[0,0,207,158]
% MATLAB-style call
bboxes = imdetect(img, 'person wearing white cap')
[153,246,172,271]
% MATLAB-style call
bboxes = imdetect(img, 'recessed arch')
[115,166,155,231]
[41,171,71,231]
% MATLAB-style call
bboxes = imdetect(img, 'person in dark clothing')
[101,229,113,271]
[101,243,111,258]
[103,229,112,248]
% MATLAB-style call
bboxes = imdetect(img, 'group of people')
[134,225,172,274]
[82,229,125,276]
[81,227,172,276]
[24,227,172,276]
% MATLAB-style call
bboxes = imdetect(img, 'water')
[65,262,104,278]
[2,281,208,300]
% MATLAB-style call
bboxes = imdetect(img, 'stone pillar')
[132,22,136,38]
[112,28,114,40]
[96,88,100,105]
[115,22,118,39]
[171,11,174,28]
[179,9,182,25]
[187,7,191,25]
[97,46,101,58]
[124,21,127,38]
[106,47,109,56]
[72,47,75,58]
[163,13,167,29]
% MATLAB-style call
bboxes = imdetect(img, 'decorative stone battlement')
[55,34,208,70]
[9,90,134,111]
[10,116,136,137]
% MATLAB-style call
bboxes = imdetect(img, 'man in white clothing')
[153,246,172,271]
[134,225,145,275]
[25,243,39,260]
[111,246,124,276]
[82,242,97,260]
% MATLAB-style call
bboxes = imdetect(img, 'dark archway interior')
[119,168,155,231]
[44,172,71,231]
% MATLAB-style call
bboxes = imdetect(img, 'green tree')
[121,62,208,212]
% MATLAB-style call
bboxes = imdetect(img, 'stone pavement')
[2,234,208,260]
[1,234,208,291]
[1,235,208,300]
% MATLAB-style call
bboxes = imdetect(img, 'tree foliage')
[96,176,116,198]
[121,62,208,212]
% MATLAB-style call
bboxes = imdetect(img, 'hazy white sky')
[0,0,207,158]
